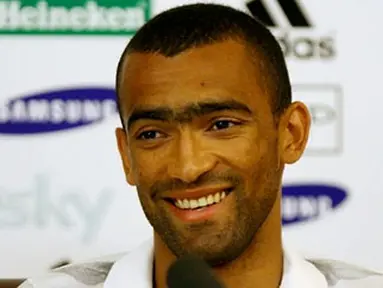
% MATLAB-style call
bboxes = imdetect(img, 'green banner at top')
[0,0,151,35]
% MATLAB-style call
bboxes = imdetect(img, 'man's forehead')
[118,39,271,118]
[120,39,256,84]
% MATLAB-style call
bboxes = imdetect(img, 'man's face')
[116,39,310,266]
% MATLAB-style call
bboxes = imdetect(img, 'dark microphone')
[166,255,225,288]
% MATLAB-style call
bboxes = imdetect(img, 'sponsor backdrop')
[0,0,382,279]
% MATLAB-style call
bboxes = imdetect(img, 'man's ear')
[115,128,136,185]
[278,101,311,164]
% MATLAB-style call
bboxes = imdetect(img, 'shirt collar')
[104,238,328,288]
[281,245,328,288]
[104,239,154,288]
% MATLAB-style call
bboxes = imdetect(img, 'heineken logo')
[0,0,150,35]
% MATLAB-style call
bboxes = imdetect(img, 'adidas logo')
[247,0,312,28]
[246,0,336,60]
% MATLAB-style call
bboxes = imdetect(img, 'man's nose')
[167,132,217,183]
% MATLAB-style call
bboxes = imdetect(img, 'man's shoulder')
[19,239,154,288]
[18,253,127,288]
[308,258,383,287]
[18,249,383,288]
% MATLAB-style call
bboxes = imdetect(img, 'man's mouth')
[165,188,233,210]
[162,187,234,222]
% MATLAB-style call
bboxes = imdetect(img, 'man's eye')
[210,120,237,131]
[137,130,162,140]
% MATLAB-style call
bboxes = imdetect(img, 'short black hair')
[116,3,291,127]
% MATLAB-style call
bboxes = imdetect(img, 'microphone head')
[166,255,224,288]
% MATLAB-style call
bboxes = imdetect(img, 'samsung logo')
[0,87,117,134]
[282,184,347,225]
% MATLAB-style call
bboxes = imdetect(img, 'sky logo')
[282,184,347,225]
[0,87,118,135]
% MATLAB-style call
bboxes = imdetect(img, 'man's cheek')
[133,155,164,180]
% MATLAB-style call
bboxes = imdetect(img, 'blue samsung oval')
[0,87,117,135]
[282,184,348,225]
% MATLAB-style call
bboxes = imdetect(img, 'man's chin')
[177,239,238,266]
[156,220,242,264]
[189,248,236,267]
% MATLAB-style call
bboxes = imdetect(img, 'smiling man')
[20,3,383,288]
[114,5,300,287]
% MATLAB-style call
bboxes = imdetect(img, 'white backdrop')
[1,0,382,278]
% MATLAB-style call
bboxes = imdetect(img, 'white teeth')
[189,199,198,209]
[183,199,190,209]
[174,191,229,210]
[176,199,184,208]
[198,197,208,207]
[207,194,214,205]
[214,192,220,203]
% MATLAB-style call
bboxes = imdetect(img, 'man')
[20,3,382,288]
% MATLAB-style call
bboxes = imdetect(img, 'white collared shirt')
[20,238,383,288]
[103,239,328,288]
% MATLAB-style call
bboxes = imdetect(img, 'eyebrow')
[126,99,253,130]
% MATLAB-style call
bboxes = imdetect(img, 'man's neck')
[213,223,283,288]
[153,198,283,288]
